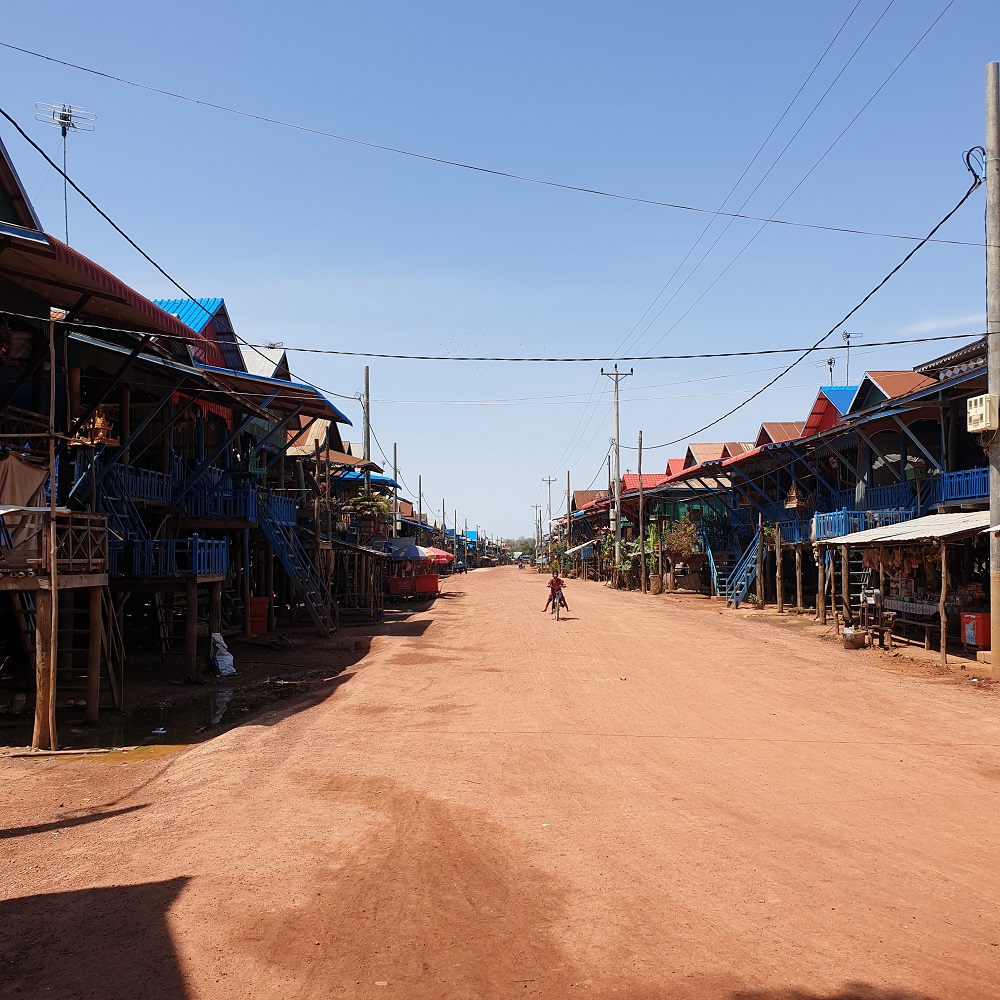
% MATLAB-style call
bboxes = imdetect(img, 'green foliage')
[660,516,700,560]
[346,493,392,520]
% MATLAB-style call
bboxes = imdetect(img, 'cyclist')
[542,571,570,614]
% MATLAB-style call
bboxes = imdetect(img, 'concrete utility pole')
[363,365,371,495]
[392,442,398,538]
[601,365,633,574]
[638,430,646,594]
[566,470,571,557]
[532,504,542,558]
[542,476,557,563]
[987,62,1000,680]
[418,474,423,542]
[454,508,458,563]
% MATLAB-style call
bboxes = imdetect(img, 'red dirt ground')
[3,567,1000,999]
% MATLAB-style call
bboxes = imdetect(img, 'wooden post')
[31,589,54,750]
[265,549,275,631]
[185,579,199,676]
[776,523,784,614]
[840,545,851,625]
[120,383,131,465]
[209,581,222,636]
[755,513,764,608]
[817,546,827,625]
[795,545,804,611]
[242,528,252,638]
[85,586,102,724]
[68,367,81,423]
[879,547,886,597]
[657,517,664,588]
[939,541,948,665]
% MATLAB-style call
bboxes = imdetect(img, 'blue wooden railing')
[775,518,811,544]
[118,465,173,505]
[187,489,258,521]
[932,467,988,504]
[122,535,228,576]
[814,508,916,541]
[265,493,297,526]
[726,532,761,609]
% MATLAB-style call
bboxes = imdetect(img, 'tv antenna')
[34,102,96,245]
[815,357,836,384]
[841,330,862,385]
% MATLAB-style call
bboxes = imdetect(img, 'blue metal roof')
[152,297,222,334]
[820,385,859,416]
[336,471,400,489]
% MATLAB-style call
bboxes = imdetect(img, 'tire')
[554,598,560,621]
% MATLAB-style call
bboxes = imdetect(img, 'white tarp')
[0,455,49,564]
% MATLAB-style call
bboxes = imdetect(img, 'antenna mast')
[34,102,96,245]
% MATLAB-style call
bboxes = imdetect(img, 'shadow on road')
[0,878,190,999]
[731,986,938,1000]
[0,803,148,841]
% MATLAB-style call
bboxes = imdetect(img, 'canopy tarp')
[825,510,990,547]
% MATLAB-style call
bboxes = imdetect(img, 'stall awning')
[826,510,990,547]
[565,539,596,556]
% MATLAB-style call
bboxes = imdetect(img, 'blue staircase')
[699,528,737,599]
[258,497,335,635]
[725,532,761,609]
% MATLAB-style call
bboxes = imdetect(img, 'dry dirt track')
[3,567,1000,1000]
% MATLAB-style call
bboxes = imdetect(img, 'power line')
[640,0,961,360]
[623,174,983,451]
[615,0,871,361]
[0,40,987,250]
[0,306,985,364]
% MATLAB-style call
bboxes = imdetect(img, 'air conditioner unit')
[967,393,999,432]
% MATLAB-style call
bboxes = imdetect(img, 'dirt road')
[3,567,1000,999]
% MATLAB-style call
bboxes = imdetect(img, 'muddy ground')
[2,568,999,999]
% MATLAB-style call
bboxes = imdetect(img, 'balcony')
[814,508,916,541]
[115,535,229,577]
[262,494,296,526]
[819,482,916,513]
[775,518,811,544]
[119,465,173,505]
[931,467,988,505]
[186,488,258,521]
[0,511,108,577]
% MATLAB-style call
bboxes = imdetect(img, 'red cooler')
[960,612,990,649]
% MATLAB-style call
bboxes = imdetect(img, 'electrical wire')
[639,0,960,360]
[0,40,988,250]
[622,172,983,451]
[0,306,985,364]
[614,0,872,361]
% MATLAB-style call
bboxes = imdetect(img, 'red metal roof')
[1,233,207,353]
[622,473,672,492]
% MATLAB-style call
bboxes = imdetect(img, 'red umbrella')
[422,546,455,564]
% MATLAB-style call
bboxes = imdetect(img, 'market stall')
[816,510,991,662]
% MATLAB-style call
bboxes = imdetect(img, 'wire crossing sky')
[1,0,995,533]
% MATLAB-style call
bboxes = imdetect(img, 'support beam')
[86,586,102,724]
[31,590,54,750]
[209,580,222,636]
[817,546,827,626]
[185,579,199,676]
[755,513,765,608]
[939,541,948,666]
[855,429,905,483]
[892,415,942,472]
[776,523,784,614]
[840,545,851,625]
[795,545,804,611]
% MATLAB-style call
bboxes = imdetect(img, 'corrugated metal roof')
[152,297,222,334]
[241,346,287,378]
[820,386,859,415]
[827,510,990,546]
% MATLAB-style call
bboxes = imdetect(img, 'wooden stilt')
[776,524,784,614]
[939,541,948,666]
[32,590,54,750]
[840,545,851,625]
[755,514,765,608]
[185,579,199,676]
[86,586,102,724]
[209,581,222,636]
[817,546,827,625]
[265,550,275,632]
[242,528,252,639]
[795,545,804,611]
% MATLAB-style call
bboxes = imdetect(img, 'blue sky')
[2,1,997,535]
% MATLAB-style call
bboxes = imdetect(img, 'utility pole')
[601,365,633,576]
[987,61,1000,680]
[418,474,423,543]
[531,504,542,560]
[442,498,446,548]
[566,470,571,558]
[363,365,371,495]
[542,476,557,564]
[454,509,458,564]
[392,442,398,538]
[638,430,646,594]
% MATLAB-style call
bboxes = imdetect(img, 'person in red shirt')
[543,572,570,613]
